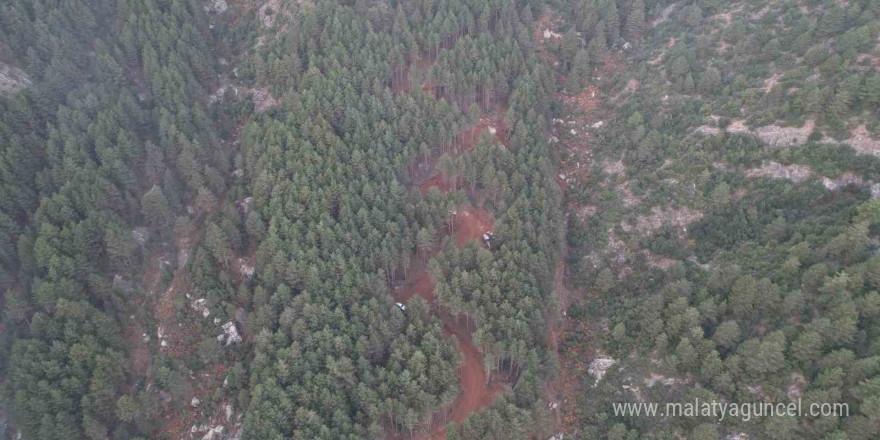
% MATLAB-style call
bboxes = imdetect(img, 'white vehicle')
[395,302,407,311]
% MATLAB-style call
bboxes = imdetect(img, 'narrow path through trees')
[394,205,504,440]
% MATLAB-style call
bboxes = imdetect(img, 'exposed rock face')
[543,29,562,39]
[754,120,814,146]
[745,161,812,183]
[0,62,31,95]
[204,0,228,14]
[132,227,150,244]
[218,322,242,345]
[192,298,210,318]
[588,357,617,387]
[828,124,880,156]
[745,161,878,195]
[252,86,279,112]
[622,206,703,235]
[644,372,689,387]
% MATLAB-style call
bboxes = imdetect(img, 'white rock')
[192,298,211,318]
[543,29,562,39]
[204,0,228,14]
[0,62,31,95]
[237,196,253,214]
[218,322,242,345]
[237,258,255,277]
[203,425,224,440]
[588,357,617,387]
[131,227,150,244]
[591,121,604,129]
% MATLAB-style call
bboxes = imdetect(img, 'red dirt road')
[442,319,505,423]
[394,206,501,440]
[397,267,503,440]
[419,173,453,194]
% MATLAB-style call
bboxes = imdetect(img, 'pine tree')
[604,1,620,44]
[624,0,645,40]
[569,49,591,93]
[562,29,580,69]
[588,21,607,60]
[141,185,173,229]
[206,223,231,267]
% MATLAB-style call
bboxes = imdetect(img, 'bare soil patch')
[836,124,880,155]
[622,206,703,236]
[651,3,677,28]
[393,249,503,440]
[755,119,814,146]
[745,161,812,182]
[455,208,494,248]
[559,85,603,114]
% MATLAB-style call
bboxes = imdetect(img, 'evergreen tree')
[568,49,591,93]
[624,0,645,40]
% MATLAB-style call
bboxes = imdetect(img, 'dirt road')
[394,206,502,440]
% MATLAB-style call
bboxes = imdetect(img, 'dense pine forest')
[1,0,880,440]
[0,0,562,439]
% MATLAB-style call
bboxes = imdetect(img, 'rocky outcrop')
[744,161,812,183]
[588,357,617,387]
[203,0,228,14]
[0,62,31,95]
[218,322,242,345]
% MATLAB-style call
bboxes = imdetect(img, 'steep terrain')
[543,0,880,439]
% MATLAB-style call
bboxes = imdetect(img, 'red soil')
[419,173,453,194]
[396,265,503,440]
[559,84,602,114]
[454,208,493,248]
[392,205,500,440]
[416,114,507,194]
[456,117,509,152]
[429,326,504,440]
[395,265,436,304]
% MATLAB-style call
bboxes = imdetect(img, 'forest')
[0,0,562,439]
[2,0,880,439]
